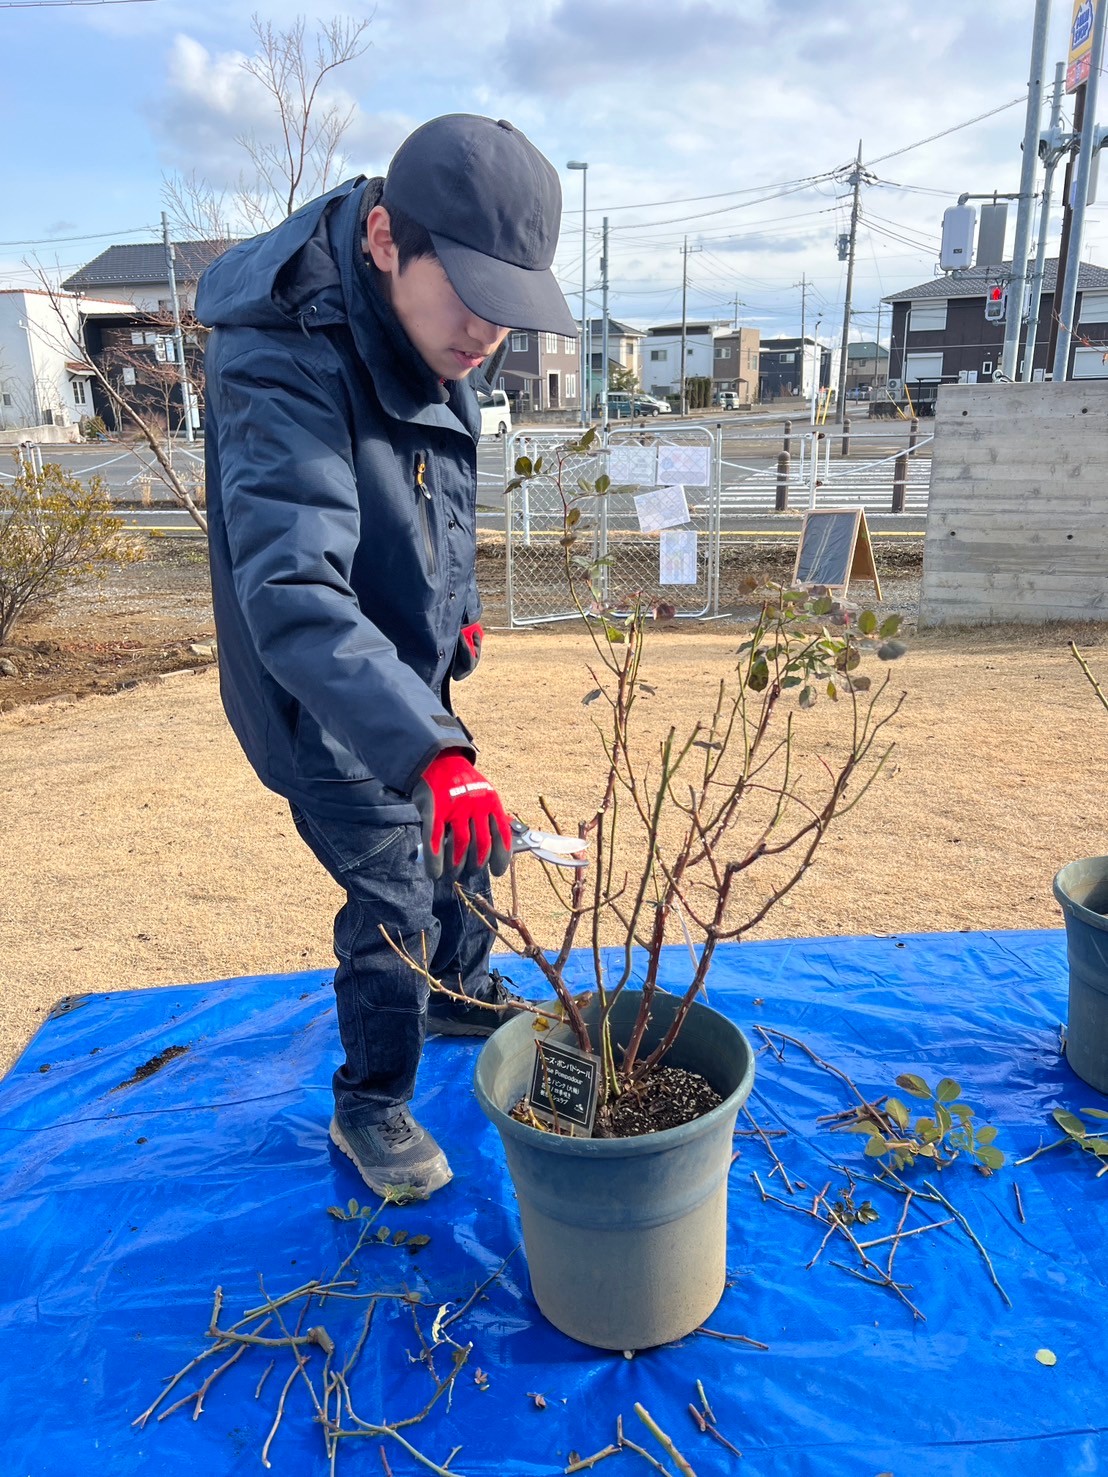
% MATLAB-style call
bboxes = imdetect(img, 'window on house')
[544,333,558,354]
[510,332,528,353]
[650,349,667,361]
[130,331,145,346]
[779,352,795,363]
[909,302,947,332]
[2,393,11,407]
[905,352,944,381]
[71,379,87,406]
[564,335,576,354]
[1079,290,1108,323]
[122,367,136,386]
[718,346,731,359]
[566,373,577,399]
[981,360,993,376]
[1072,347,1108,377]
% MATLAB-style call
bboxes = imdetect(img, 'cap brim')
[431,231,578,337]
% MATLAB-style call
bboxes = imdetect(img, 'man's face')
[365,208,509,381]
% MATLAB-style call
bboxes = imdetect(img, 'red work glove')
[412,748,512,880]
[452,621,484,681]
[461,622,483,663]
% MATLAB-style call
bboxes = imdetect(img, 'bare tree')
[166,13,373,240]
[32,274,208,533]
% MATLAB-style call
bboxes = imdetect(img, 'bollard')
[776,451,790,511]
[783,418,792,459]
[908,416,919,453]
[892,452,908,513]
[841,415,851,459]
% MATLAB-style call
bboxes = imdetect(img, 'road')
[6,414,930,537]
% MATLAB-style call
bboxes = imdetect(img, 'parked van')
[477,389,512,437]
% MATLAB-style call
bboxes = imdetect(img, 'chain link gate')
[504,423,721,626]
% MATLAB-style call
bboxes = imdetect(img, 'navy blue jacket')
[197,177,482,822]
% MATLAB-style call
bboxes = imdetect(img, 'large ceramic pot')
[474,988,755,1351]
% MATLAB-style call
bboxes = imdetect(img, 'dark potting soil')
[512,1065,722,1139]
[595,1066,722,1138]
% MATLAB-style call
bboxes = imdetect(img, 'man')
[196,115,577,1198]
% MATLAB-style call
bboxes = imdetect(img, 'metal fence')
[504,423,722,626]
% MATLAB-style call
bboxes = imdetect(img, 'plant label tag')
[527,1039,601,1135]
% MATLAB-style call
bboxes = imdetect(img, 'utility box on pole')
[940,206,976,271]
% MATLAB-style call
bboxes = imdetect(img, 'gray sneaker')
[329,1110,453,1198]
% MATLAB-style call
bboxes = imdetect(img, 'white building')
[0,289,129,436]
[641,321,723,397]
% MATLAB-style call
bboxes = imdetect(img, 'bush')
[0,460,141,645]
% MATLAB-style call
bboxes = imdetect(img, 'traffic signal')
[985,284,1008,323]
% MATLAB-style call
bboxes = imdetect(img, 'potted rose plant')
[393,429,907,1349]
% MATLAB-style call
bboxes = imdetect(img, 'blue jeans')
[289,803,496,1123]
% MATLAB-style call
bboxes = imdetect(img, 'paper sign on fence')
[633,484,690,533]
[608,444,658,486]
[657,444,711,487]
[659,529,698,585]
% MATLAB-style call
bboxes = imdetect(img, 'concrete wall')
[919,381,1108,625]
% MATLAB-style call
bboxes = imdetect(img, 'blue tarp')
[1,931,1107,1476]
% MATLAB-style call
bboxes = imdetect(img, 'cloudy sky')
[1,0,1100,345]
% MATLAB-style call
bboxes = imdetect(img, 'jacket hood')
[195,178,366,332]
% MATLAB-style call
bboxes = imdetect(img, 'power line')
[561,173,829,217]
[605,179,830,234]
[864,94,1028,168]
[0,226,153,247]
[0,0,156,7]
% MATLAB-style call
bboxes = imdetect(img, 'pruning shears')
[510,818,588,868]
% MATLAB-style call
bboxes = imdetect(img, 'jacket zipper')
[413,452,436,575]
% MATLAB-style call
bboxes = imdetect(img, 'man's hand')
[412,748,511,879]
[452,622,484,681]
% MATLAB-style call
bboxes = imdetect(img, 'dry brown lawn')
[4,618,1108,1074]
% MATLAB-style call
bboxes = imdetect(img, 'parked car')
[637,394,671,415]
[714,390,741,410]
[477,389,512,437]
[606,392,670,418]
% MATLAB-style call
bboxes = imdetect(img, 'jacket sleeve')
[214,342,474,795]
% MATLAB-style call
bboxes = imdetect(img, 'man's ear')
[365,205,398,274]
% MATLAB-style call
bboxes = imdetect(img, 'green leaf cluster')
[848,1073,1004,1174]
[830,1187,879,1227]
[1050,1106,1108,1166]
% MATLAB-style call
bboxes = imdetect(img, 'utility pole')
[162,211,194,442]
[835,144,864,421]
[1024,62,1067,380]
[600,216,610,425]
[1054,0,1108,380]
[793,273,810,397]
[678,236,702,415]
[1001,0,1051,380]
[1047,83,1088,373]
[874,300,883,388]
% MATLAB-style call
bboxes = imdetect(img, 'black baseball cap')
[382,113,577,337]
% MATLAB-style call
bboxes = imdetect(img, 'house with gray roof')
[62,240,232,313]
[882,259,1108,409]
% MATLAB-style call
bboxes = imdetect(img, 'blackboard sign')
[793,508,881,598]
[528,1039,601,1135]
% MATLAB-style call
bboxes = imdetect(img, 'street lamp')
[567,161,588,420]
